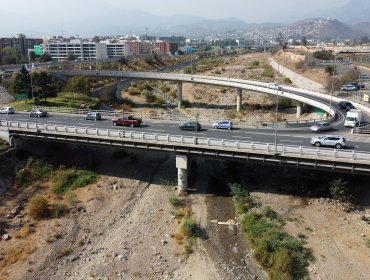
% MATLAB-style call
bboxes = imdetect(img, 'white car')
[310,135,346,149]
[0,107,15,114]
[267,83,282,90]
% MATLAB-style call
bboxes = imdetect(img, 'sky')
[0,0,352,36]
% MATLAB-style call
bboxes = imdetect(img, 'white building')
[43,41,108,60]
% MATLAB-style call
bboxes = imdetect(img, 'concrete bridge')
[48,70,336,119]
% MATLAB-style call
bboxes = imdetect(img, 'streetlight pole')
[329,54,337,117]
[274,87,280,155]
[195,111,199,144]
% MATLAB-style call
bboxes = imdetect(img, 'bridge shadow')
[6,140,370,209]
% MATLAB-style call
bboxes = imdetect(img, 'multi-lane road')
[2,111,370,152]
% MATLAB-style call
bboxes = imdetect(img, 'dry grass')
[55,247,73,259]
[0,245,37,269]
[14,226,33,239]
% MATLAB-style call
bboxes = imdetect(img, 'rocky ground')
[1,142,370,280]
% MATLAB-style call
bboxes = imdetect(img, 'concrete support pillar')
[177,81,183,109]
[176,154,188,193]
[236,88,242,112]
[296,102,303,118]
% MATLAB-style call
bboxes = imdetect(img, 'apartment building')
[0,34,42,58]
[42,38,178,60]
[43,40,108,60]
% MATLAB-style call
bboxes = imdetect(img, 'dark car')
[84,112,102,121]
[338,101,355,111]
[179,121,201,131]
[29,109,47,117]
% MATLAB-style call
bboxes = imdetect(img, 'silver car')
[0,106,15,114]
[310,135,346,149]
[213,120,233,130]
[310,121,332,133]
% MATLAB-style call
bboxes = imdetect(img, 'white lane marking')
[280,140,304,143]
[240,131,308,138]
[76,122,95,126]
[232,136,252,139]
[49,121,62,124]
[148,129,165,132]
[188,132,206,135]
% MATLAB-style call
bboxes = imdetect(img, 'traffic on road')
[1,109,369,151]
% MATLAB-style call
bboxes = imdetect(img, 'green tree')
[92,36,100,43]
[67,53,77,61]
[2,46,21,65]
[39,52,53,62]
[301,36,308,47]
[65,76,91,95]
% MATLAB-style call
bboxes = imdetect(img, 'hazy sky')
[0,0,352,36]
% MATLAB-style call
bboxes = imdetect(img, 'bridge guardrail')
[2,120,370,163]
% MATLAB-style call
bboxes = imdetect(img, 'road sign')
[34,45,43,55]
[14,93,28,100]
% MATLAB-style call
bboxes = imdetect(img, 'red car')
[112,115,142,127]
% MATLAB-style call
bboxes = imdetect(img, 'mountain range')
[0,0,369,39]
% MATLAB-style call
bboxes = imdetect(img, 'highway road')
[2,112,370,152]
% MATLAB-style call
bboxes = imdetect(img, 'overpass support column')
[176,154,188,193]
[177,81,183,109]
[296,102,303,118]
[236,88,242,112]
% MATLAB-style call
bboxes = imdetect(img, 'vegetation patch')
[0,138,9,152]
[229,182,315,280]
[16,157,53,186]
[53,168,97,194]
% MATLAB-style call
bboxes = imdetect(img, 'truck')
[111,115,142,127]
[344,109,362,128]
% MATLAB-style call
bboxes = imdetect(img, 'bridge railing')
[3,120,370,163]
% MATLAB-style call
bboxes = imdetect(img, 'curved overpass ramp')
[48,70,336,122]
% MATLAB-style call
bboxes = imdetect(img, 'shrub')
[295,60,305,70]
[181,99,191,108]
[325,65,335,75]
[252,60,260,67]
[155,96,165,105]
[52,203,68,218]
[313,50,334,60]
[181,218,205,238]
[329,178,352,202]
[169,196,182,208]
[128,87,141,96]
[283,77,292,84]
[28,196,50,220]
[55,247,73,259]
[262,66,274,78]
[53,169,97,194]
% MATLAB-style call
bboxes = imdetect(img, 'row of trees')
[7,66,64,101]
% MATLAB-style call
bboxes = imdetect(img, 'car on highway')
[310,135,346,149]
[0,106,14,114]
[112,115,142,127]
[341,84,357,91]
[212,120,233,130]
[348,82,365,90]
[179,121,201,131]
[29,109,47,118]
[267,83,282,90]
[84,112,102,121]
[338,101,355,111]
[310,121,332,133]
[361,74,369,79]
